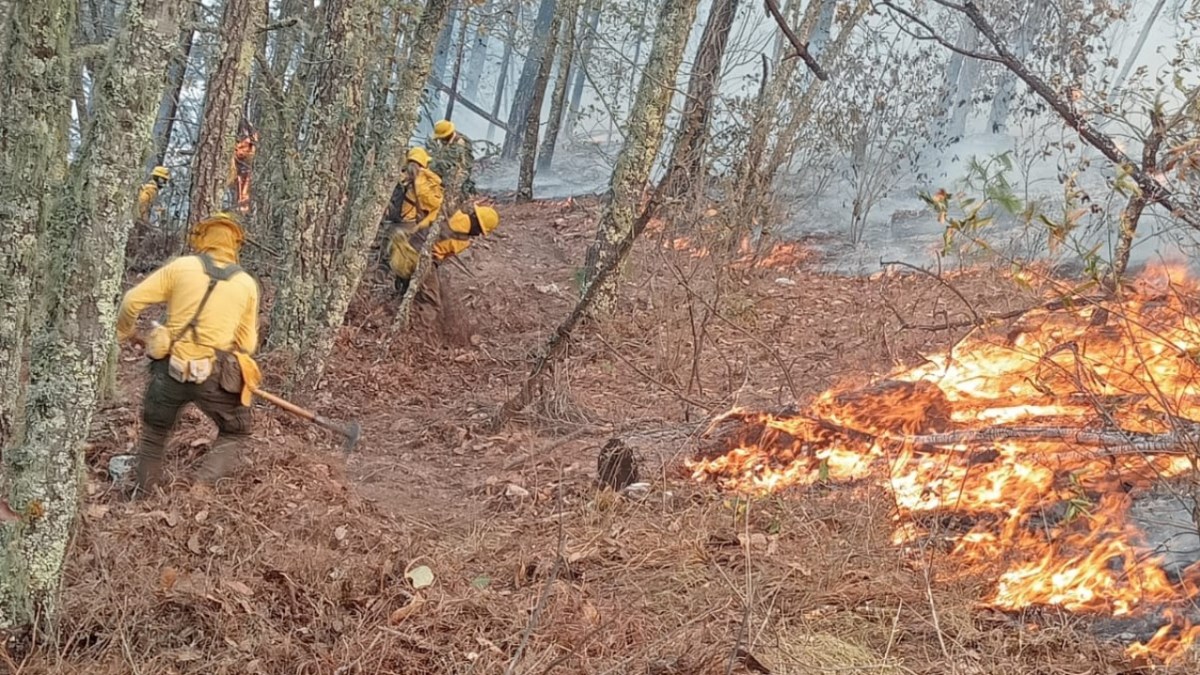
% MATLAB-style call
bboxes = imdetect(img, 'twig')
[594,333,713,410]
[881,259,982,325]
[505,462,568,675]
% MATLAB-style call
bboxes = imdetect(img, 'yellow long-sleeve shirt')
[136,182,159,222]
[116,253,260,361]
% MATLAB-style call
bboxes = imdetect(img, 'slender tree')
[517,4,565,200]
[581,0,701,313]
[188,0,262,226]
[536,0,580,172]
[501,0,558,159]
[488,0,519,140]
[1,0,182,630]
[658,0,740,200]
[565,0,602,134]
[146,3,199,170]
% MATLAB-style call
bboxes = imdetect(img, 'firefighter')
[429,120,475,208]
[116,211,262,496]
[136,165,171,225]
[388,204,500,316]
[383,147,444,293]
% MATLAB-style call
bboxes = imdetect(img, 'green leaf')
[471,575,491,590]
[817,457,830,482]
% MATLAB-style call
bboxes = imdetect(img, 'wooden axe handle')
[252,388,317,422]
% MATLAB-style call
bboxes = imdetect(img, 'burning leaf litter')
[689,264,1200,663]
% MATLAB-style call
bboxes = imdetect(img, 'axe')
[253,387,361,453]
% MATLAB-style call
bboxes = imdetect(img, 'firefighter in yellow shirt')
[389,204,500,317]
[116,212,262,495]
[136,165,170,225]
[383,147,444,293]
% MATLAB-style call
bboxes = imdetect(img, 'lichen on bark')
[0,0,181,630]
[581,0,702,314]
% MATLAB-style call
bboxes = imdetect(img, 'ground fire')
[689,264,1200,663]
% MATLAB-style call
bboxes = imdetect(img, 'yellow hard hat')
[474,205,499,234]
[433,120,455,140]
[152,165,170,180]
[406,147,431,168]
[190,210,246,250]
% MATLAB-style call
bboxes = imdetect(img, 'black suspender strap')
[171,254,244,346]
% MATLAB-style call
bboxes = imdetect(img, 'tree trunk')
[0,0,75,454]
[487,0,519,141]
[1,0,181,630]
[421,2,457,136]
[444,0,470,119]
[581,0,701,313]
[147,4,197,170]
[188,0,262,227]
[460,0,493,101]
[268,0,453,391]
[517,6,564,200]
[987,1,1040,134]
[1107,0,1168,104]
[501,0,558,160]
[658,0,740,201]
[536,0,579,173]
[942,15,980,145]
[566,0,601,134]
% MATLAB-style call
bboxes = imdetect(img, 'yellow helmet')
[406,147,431,168]
[151,165,170,180]
[448,205,500,237]
[433,120,455,140]
[474,205,499,234]
[190,210,246,251]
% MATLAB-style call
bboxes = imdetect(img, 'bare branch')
[763,0,829,81]
[878,1,1004,63]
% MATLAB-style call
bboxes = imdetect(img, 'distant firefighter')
[429,119,475,208]
[227,123,258,214]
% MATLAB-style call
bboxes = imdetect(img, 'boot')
[195,435,246,484]
[133,425,170,498]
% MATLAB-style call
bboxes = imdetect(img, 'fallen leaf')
[388,593,426,624]
[334,525,348,541]
[583,601,601,625]
[174,647,203,663]
[504,484,530,499]
[471,575,491,590]
[225,580,254,597]
[160,567,179,592]
[406,565,435,590]
[164,511,181,527]
[194,509,209,524]
[187,533,202,554]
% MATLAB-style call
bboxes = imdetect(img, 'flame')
[688,264,1200,663]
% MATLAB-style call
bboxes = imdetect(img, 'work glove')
[235,352,262,407]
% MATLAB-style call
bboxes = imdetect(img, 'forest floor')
[11,197,1184,674]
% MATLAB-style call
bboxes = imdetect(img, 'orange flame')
[689,264,1200,663]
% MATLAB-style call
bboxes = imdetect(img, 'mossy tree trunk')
[268,0,452,391]
[187,0,263,226]
[0,0,75,453]
[0,0,181,631]
[581,0,701,314]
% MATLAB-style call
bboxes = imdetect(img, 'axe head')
[342,420,362,453]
